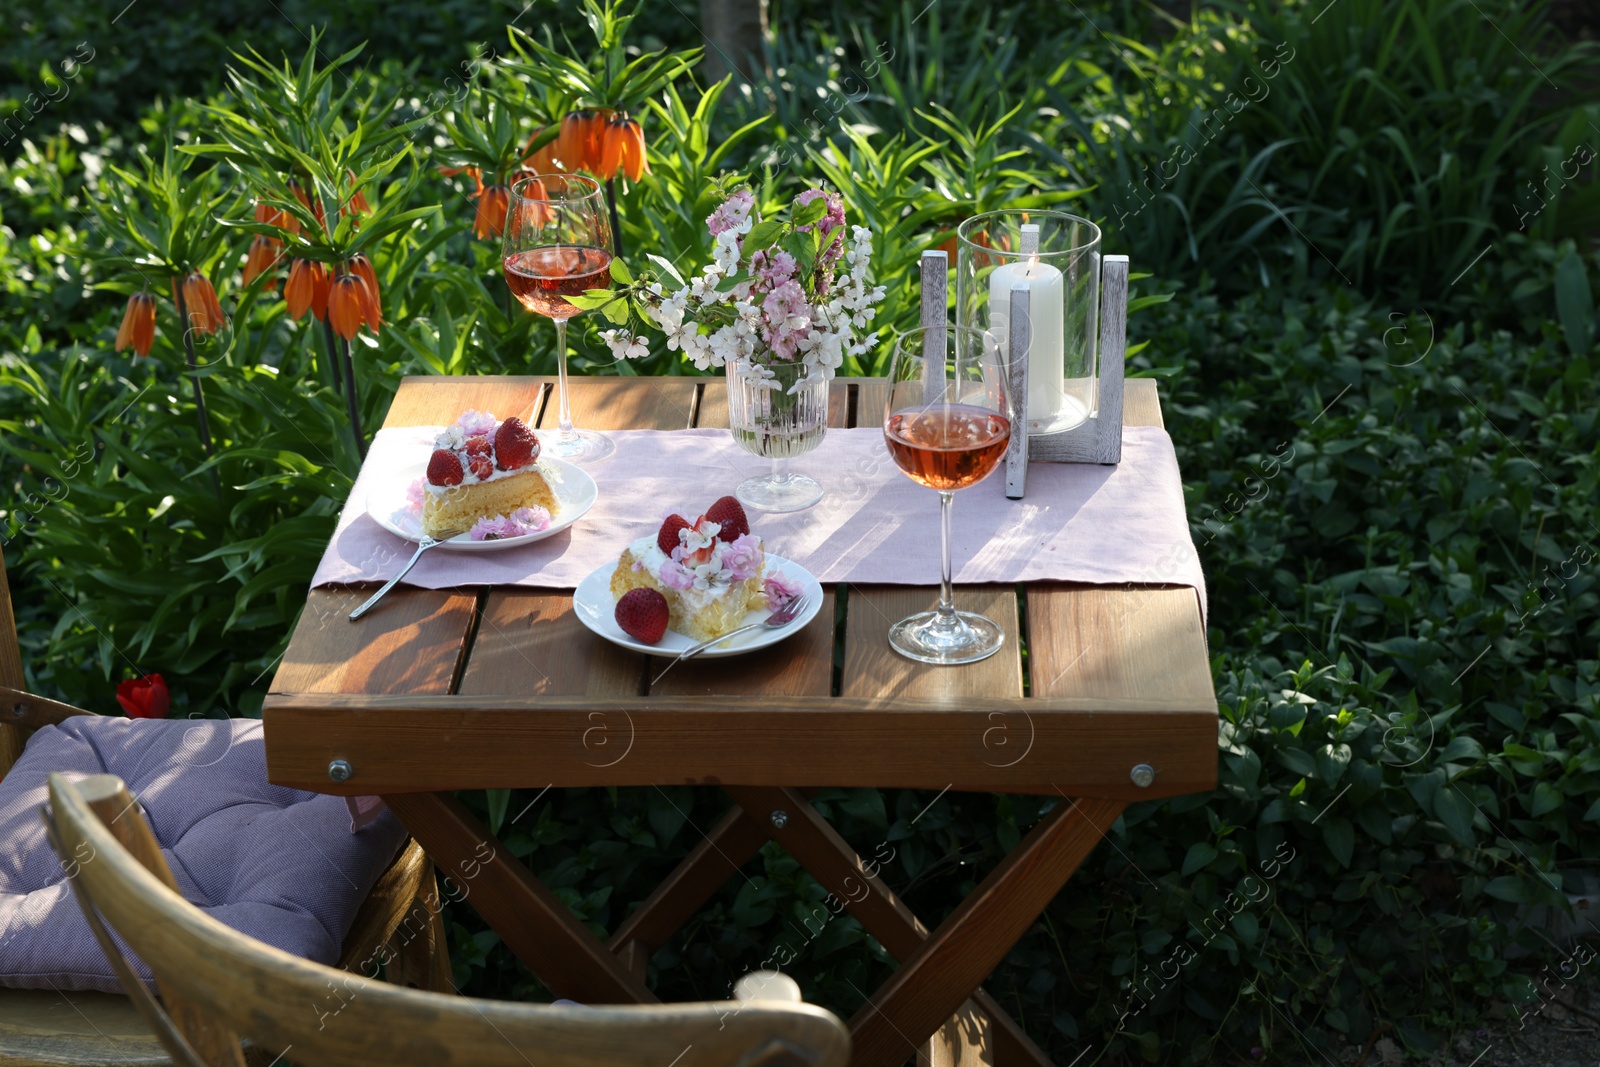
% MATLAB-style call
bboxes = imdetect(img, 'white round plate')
[572,554,824,657]
[362,455,597,553]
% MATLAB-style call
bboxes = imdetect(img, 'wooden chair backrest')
[45,772,852,1067]
[0,540,23,692]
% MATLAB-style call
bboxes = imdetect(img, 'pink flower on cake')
[468,506,551,541]
[405,476,427,513]
[454,409,498,438]
[722,533,763,582]
[659,558,697,591]
[763,573,803,609]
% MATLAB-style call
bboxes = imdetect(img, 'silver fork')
[348,531,463,621]
[651,593,814,683]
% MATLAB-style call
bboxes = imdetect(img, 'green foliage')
[1,0,1597,1063]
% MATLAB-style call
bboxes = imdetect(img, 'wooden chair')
[42,771,850,1067]
[0,544,450,1066]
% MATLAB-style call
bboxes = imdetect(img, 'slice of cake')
[422,410,558,539]
[609,496,766,643]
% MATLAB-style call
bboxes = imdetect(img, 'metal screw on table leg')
[1130,763,1155,788]
[770,809,789,829]
[328,759,354,783]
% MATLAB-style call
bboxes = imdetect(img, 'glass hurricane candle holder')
[956,210,1101,436]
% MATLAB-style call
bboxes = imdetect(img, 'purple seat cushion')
[0,716,406,992]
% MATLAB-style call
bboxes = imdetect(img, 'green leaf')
[1321,816,1354,868]
[1181,842,1217,876]
[564,291,615,311]
[1432,786,1476,846]
[485,789,511,836]
[1529,781,1564,817]
[1484,876,1538,903]
[743,219,784,255]
[791,196,828,228]
[1553,251,1594,355]
[1584,797,1600,822]
[609,257,634,284]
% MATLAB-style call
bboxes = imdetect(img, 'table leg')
[726,787,1054,1067]
[607,802,773,960]
[846,797,1126,1067]
[381,792,658,1005]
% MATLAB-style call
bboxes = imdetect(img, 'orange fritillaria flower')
[288,180,326,235]
[114,292,157,357]
[619,118,648,182]
[556,112,588,174]
[178,272,226,335]
[285,259,332,321]
[595,115,627,181]
[242,236,283,289]
[473,184,510,239]
[327,274,372,341]
[347,254,382,334]
[522,125,559,173]
[341,169,372,222]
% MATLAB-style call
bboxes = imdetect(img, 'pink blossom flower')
[763,573,804,609]
[706,190,755,237]
[794,188,847,268]
[761,280,812,360]
[468,506,550,541]
[452,409,499,438]
[722,533,763,581]
[751,249,797,293]
[405,476,427,513]
[659,558,696,591]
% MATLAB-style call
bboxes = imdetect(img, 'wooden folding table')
[262,374,1216,1066]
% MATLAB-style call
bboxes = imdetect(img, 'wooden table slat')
[270,589,478,695]
[384,377,547,429]
[841,586,1023,700]
[459,591,641,697]
[537,376,697,433]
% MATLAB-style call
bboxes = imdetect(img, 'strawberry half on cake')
[610,496,766,643]
[422,410,557,539]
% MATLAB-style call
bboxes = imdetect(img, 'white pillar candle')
[988,257,1065,425]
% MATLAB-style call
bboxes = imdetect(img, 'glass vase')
[727,358,827,513]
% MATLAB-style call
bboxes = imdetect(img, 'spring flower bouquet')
[576,184,886,384]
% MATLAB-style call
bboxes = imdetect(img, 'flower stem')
[321,315,365,459]
[172,283,220,498]
[321,313,344,393]
[606,176,624,261]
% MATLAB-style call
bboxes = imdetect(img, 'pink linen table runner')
[310,426,1206,615]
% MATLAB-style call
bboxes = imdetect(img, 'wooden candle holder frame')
[918,248,1130,500]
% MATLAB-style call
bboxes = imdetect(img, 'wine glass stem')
[554,316,575,442]
[938,489,956,620]
[770,455,791,488]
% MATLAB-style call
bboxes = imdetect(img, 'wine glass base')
[888,610,1005,665]
[736,474,823,513]
[541,428,615,463]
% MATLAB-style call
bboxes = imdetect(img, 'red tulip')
[116,674,170,719]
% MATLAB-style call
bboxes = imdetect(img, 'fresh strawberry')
[657,513,691,555]
[704,495,750,541]
[615,587,669,643]
[464,435,492,457]
[466,453,494,480]
[427,449,464,486]
[495,416,538,470]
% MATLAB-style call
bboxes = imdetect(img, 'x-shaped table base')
[383,788,1126,1067]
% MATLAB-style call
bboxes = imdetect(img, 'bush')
[2,0,1597,1062]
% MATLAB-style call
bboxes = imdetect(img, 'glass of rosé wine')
[883,324,1012,665]
[502,174,616,462]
